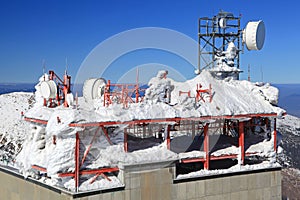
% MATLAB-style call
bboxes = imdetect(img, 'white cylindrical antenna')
[243,20,266,50]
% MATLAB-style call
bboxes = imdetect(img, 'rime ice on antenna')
[197,10,265,80]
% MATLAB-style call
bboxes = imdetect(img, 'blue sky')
[0,0,299,83]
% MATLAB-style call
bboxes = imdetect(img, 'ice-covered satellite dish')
[40,80,57,99]
[243,20,265,50]
[219,18,227,28]
[83,78,106,103]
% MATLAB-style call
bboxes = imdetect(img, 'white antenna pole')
[65,57,68,75]
[42,59,46,81]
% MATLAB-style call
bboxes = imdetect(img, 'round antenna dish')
[40,80,57,99]
[243,20,265,50]
[219,18,227,28]
[83,78,106,103]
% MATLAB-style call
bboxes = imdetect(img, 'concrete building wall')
[0,165,281,200]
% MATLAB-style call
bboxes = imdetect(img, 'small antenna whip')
[65,57,68,75]
[42,59,46,80]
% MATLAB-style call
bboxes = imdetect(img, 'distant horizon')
[1,81,300,85]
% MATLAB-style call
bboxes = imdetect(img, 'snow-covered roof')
[12,70,287,192]
[25,70,285,127]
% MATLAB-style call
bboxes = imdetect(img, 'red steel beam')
[24,117,48,125]
[181,152,259,164]
[211,154,238,160]
[69,113,279,128]
[180,154,238,163]
[32,165,47,172]
[124,128,128,152]
[167,125,171,150]
[100,173,111,181]
[239,121,245,165]
[181,158,205,163]
[58,167,119,177]
[24,111,283,128]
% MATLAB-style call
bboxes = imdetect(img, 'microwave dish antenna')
[243,20,265,50]
[83,78,107,103]
[40,80,57,99]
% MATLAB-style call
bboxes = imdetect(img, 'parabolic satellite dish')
[83,78,107,103]
[243,20,265,50]
[40,80,57,99]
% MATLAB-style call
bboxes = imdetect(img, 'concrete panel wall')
[172,170,281,200]
[0,170,71,200]
[0,165,281,200]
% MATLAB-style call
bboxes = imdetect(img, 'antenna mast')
[248,64,251,81]
[42,59,46,81]
[65,57,68,75]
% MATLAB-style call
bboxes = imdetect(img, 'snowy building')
[6,68,283,196]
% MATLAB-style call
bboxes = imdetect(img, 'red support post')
[135,68,139,103]
[239,121,245,165]
[43,98,47,107]
[167,125,171,150]
[103,80,111,107]
[124,128,128,152]
[52,135,56,145]
[58,167,119,177]
[75,132,80,192]
[274,118,277,152]
[204,123,209,170]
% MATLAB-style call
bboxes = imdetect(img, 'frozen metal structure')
[40,70,72,108]
[21,11,279,194]
[24,71,280,192]
[197,10,265,79]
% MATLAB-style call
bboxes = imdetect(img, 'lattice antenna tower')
[197,10,265,80]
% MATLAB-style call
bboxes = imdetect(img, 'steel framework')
[26,112,279,191]
[198,10,242,75]
[103,80,146,108]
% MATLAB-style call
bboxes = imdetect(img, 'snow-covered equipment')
[197,10,266,80]
[40,80,57,99]
[36,70,72,108]
[82,78,106,103]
